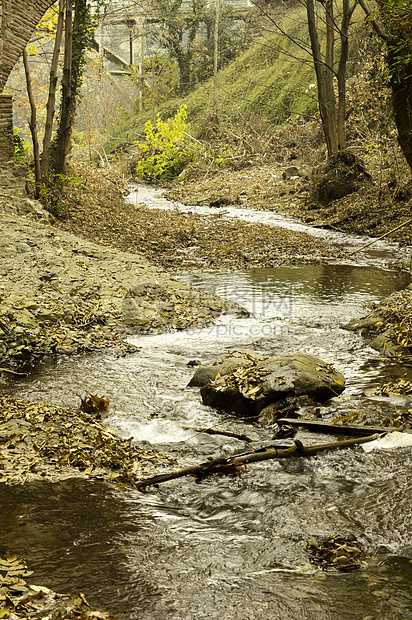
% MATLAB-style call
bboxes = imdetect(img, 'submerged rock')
[194,351,345,416]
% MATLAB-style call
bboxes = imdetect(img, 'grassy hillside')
[107,4,367,152]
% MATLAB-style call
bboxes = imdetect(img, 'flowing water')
[1,186,412,619]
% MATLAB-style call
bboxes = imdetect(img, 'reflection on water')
[1,199,412,618]
[177,264,412,324]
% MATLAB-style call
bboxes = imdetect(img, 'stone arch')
[1,0,57,90]
[0,0,56,169]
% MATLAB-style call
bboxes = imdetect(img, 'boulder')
[196,353,345,416]
[187,350,265,388]
[343,287,412,357]
[282,165,313,181]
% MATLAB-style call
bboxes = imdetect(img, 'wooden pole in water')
[351,217,412,254]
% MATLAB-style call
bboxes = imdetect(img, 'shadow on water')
[1,458,412,619]
[1,189,412,618]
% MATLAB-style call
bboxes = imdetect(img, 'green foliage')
[108,4,368,153]
[109,5,318,150]
[135,105,203,180]
[370,0,412,76]
[13,129,30,163]
[134,105,235,180]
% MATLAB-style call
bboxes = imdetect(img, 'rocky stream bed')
[1,166,412,619]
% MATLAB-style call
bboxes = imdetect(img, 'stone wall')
[0,93,13,164]
[0,93,26,196]
[1,0,56,89]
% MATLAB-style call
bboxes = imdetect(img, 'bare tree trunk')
[66,0,88,134]
[324,0,338,154]
[306,0,338,157]
[336,0,348,151]
[138,17,145,113]
[53,0,73,174]
[52,0,89,175]
[337,0,358,151]
[41,0,65,182]
[306,0,358,157]
[22,49,41,196]
[212,0,219,119]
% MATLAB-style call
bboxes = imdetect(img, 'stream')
[1,186,412,619]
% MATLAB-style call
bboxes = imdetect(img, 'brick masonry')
[0,93,13,163]
[0,0,55,170]
[1,1,57,89]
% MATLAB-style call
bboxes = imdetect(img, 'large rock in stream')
[189,351,345,416]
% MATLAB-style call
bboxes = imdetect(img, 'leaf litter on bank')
[52,164,340,271]
[0,395,173,485]
[0,554,119,619]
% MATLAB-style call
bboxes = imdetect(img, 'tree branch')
[134,434,380,489]
[358,0,390,41]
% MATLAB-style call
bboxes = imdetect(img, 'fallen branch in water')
[278,418,405,436]
[350,217,412,255]
[181,425,256,442]
[0,367,28,377]
[135,433,380,490]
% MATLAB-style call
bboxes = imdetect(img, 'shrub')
[13,128,30,163]
[135,105,203,181]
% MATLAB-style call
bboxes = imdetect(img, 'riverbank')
[0,190,227,492]
[167,162,412,251]
[51,164,341,272]
[0,393,172,485]
[0,191,244,370]
[345,285,412,359]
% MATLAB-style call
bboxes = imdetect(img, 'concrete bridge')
[0,0,55,168]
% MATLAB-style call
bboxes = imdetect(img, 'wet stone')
[195,351,346,416]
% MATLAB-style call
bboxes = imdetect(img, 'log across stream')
[1,187,412,619]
